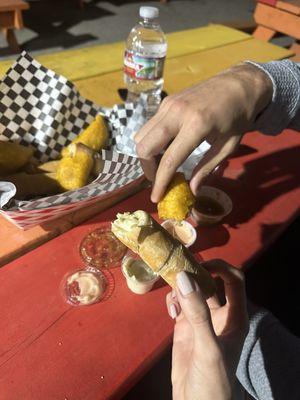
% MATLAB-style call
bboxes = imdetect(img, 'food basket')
[0,52,145,229]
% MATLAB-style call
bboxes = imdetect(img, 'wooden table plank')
[277,0,300,16]
[0,25,250,80]
[0,128,299,400]
[0,0,29,53]
[0,0,29,12]
[254,2,300,40]
[0,177,147,267]
[76,38,293,107]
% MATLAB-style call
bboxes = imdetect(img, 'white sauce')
[123,258,156,282]
[67,271,103,305]
[122,256,159,295]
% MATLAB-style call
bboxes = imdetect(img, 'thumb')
[176,271,218,347]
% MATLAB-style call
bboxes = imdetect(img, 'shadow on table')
[190,224,230,253]
[188,145,299,254]
[152,277,167,291]
[1,0,114,56]
[229,143,258,159]
[244,216,300,400]
[123,345,173,400]
[246,217,300,336]
[207,145,300,230]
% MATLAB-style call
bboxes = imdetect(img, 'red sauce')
[80,228,127,268]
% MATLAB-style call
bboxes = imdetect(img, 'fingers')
[150,123,208,202]
[206,292,221,310]
[134,98,175,182]
[134,96,173,144]
[201,259,246,311]
[175,271,218,347]
[135,96,211,202]
[135,123,176,183]
[135,127,178,184]
[166,290,181,319]
[190,134,241,196]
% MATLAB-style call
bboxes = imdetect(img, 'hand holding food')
[134,63,273,202]
[111,210,215,298]
[168,260,248,400]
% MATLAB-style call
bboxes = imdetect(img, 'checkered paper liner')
[0,52,144,229]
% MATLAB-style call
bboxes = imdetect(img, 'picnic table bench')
[0,0,29,53]
[254,0,300,58]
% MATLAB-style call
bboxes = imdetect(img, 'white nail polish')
[177,271,195,296]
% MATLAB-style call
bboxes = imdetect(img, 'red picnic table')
[0,128,299,400]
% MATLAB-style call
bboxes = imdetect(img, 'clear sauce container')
[161,220,197,248]
[121,251,159,294]
[191,186,233,226]
[62,268,108,306]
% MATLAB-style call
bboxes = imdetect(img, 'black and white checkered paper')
[0,52,144,216]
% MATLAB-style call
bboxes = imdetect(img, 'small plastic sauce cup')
[161,220,197,248]
[191,186,233,226]
[121,251,159,295]
[62,267,108,306]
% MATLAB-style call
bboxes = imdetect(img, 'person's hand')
[135,63,273,202]
[166,260,249,400]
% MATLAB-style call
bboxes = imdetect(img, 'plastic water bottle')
[124,6,167,114]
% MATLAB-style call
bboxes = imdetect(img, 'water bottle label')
[124,50,165,80]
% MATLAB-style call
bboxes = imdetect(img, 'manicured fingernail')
[169,303,178,319]
[176,271,196,296]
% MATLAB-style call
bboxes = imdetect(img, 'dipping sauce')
[80,228,127,268]
[191,186,233,226]
[161,220,197,248]
[122,254,159,295]
[195,196,225,216]
[64,269,106,306]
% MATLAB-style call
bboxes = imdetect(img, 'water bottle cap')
[139,6,159,19]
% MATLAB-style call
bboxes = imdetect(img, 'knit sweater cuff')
[236,303,277,399]
[245,60,300,135]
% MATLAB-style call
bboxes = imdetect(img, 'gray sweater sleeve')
[246,60,300,135]
[236,303,300,399]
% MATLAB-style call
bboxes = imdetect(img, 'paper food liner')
[0,52,209,229]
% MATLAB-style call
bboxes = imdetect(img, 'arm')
[135,60,300,202]
[135,62,273,201]
[247,60,300,134]
[237,302,300,400]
